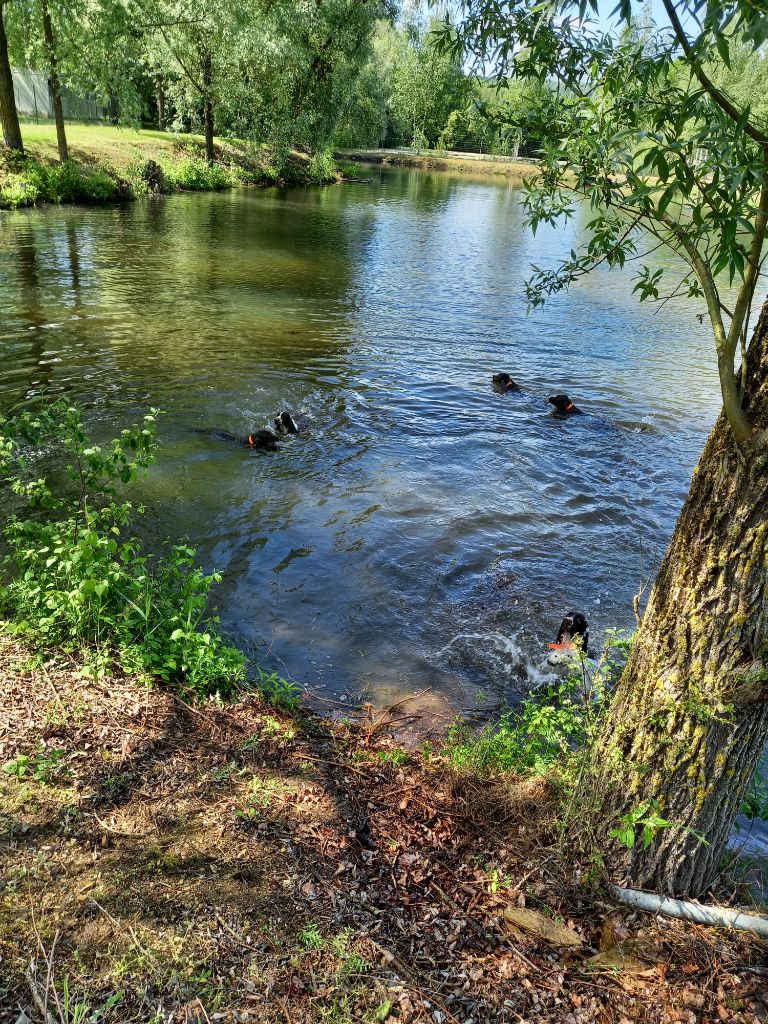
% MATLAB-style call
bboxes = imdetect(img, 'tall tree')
[40,0,67,161]
[377,17,468,147]
[440,0,768,896]
[0,0,23,152]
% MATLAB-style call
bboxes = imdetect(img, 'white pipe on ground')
[609,884,768,939]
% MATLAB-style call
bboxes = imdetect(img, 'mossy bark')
[589,296,768,897]
[0,1,23,153]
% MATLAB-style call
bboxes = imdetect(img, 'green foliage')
[0,402,245,695]
[608,798,673,851]
[740,758,768,821]
[163,158,232,192]
[444,632,631,777]
[609,797,710,851]
[375,747,408,768]
[374,17,470,149]
[257,670,301,709]
[55,977,123,1024]
[3,742,70,785]
[0,159,124,209]
[299,923,325,950]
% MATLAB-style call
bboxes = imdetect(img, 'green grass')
[0,123,334,209]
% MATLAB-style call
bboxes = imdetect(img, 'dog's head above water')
[547,611,589,664]
[274,411,299,434]
[548,394,580,417]
[492,372,520,393]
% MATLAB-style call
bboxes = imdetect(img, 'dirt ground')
[1,635,766,1024]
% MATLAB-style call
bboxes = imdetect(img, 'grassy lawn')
[15,121,262,172]
[0,122,320,208]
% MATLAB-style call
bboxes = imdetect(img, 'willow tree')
[440,0,768,896]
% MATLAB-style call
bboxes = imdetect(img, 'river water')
[0,167,725,709]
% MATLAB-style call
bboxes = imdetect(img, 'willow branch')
[672,223,752,444]
[660,0,768,147]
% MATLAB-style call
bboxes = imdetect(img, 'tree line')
[0,0,396,165]
[0,0,561,168]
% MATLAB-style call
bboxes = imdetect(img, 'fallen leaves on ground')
[0,635,766,1024]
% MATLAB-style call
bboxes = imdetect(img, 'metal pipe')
[609,884,768,938]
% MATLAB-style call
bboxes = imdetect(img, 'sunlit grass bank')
[0,123,332,209]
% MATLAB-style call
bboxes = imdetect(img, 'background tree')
[377,16,468,147]
[0,0,23,152]
[39,0,67,160]
[439,0,768,896]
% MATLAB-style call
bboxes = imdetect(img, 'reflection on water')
[0,168,723,706]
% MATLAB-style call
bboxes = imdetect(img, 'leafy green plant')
[257,670,300,709]
[376,747,408,768]
[56,977,123,1024]
[740,762,768,821]
[608,798,710,852]
[0,402,245,695]
[608,799,673,851]
[164,158,231,191]
[3,743,70,784]
[299,922,324,950]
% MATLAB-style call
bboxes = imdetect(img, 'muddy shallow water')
[0,167,725,708]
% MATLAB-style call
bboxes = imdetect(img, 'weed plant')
[0,402,245,694]
[444,631,632,778]
[0,148,331,210]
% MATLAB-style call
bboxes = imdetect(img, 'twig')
[195,997,212,1024]
[40,662,66,716]
[213,912,253,950]
[25,966,58,1024]
[403,984,463,1024]
[730,963,768,977]
[632,535,650,629]
[88,897,153,959]
[91,812,150,837]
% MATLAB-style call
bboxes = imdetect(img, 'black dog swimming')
[200,410,299,450]
[492,372,521,393]
[548,394,582,419]
[547,611,589,664]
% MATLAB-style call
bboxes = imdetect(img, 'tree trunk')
[156,74,165,132]
[40,0,67,163]
[0,1,23,153]
[586,296,768,897]
[202,50,214,164]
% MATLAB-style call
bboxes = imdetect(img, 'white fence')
[12,67,106,123]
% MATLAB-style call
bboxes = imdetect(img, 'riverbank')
[1,635,766,1024]
[334,147,539,180]
[0,124,333,210]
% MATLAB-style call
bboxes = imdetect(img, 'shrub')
[0,159,122,209]
[164,158,232,191]
[443,631,632,776]
[0,402,245,695]
[0,172,41,208]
